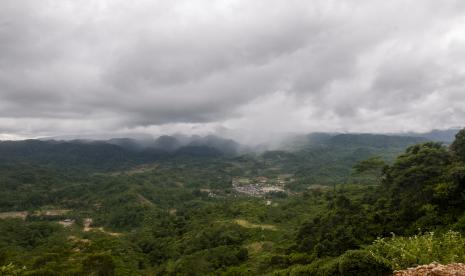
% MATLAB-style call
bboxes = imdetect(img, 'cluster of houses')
[231,175,289,196]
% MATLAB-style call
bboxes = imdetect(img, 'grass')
[368,231,465,270]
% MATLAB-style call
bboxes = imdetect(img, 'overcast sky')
[1,0,465,143]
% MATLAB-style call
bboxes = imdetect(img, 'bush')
[267,258,339,276]
[287,253,314,265]
[289,258,340,275]
[274,251,391,276]
[368,231,465,270]
[337,250,391,276]
[0,263,25,276]
[82,253,116,276]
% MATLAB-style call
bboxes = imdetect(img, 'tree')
[337,250,391,276]
[383,142,452,232]
[353,156,386,175]
[82,253,116,276]
[451,128,465,162]
[352,156,387,185]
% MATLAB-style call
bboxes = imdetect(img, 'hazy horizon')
[0,127,460,151]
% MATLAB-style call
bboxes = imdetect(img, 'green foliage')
[275,250,391,276]
[353,156,386,174]
[387,142,450,192]
[0,220,62,249]
[451,128,465,162]
[381,142,453,232]
[0,263,25,276]
[295,194,379,257]
[82,252,116,276]
[270,258,338,276]
[107,204,149,230]
[0,131,465,274]
[369,231,465,270]
[337,250,391,276]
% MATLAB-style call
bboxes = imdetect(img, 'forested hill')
[259,133,426,188]
[0,138,229,169]
[326,133,425,148]
[276,132,426,152]
[282,129,465,275]
[0,133,425,170]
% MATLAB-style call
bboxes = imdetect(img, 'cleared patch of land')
[108,163,160,176]
[0,211,28,220]
[234,219,277,231]
[246,241,274,254]
[58,219,74,227]
[0,209,70,220]
[83,218,122,236]
[34,209,71,216]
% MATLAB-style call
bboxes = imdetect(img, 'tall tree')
[451,128,465,163]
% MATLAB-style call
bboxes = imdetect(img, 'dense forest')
[1,130,465,275]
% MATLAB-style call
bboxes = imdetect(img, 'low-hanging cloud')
[1,0,465,142]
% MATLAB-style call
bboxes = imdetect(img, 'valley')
[0,131,464,275]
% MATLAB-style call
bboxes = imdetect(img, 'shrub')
[368,231,465,270]
[0,263,25,276]
[277,250,391,275]
[337,250,391,276]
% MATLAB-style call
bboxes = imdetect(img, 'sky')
[1,0,465,143]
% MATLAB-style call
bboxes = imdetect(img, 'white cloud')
[1,0,465,141]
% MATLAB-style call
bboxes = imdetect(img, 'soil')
[394,262,465,276]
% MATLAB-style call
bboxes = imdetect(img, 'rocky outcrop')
[394,262,465,276]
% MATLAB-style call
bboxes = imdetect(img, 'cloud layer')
[1,0,465,142]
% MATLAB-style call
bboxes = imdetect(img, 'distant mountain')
[258,133,429,187]
[276,132,425,151]
[107,134,240,156]
[272,132,335,151]
[0,135,242,170]
[0,131,449,170]
[107,138,146,151]
[152,135,182,151]
[186,135,240,156]
[0,139,137,169]
[327,134,426,148]
[398,128,460,143]
[174,145,222,157]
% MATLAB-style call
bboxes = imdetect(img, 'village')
[231,175,292,196]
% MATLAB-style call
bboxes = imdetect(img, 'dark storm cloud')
[1,0,465,140]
